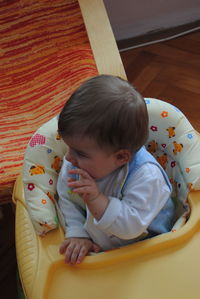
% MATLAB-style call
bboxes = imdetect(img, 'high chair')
[12,0,200,298]
[13,97,200,299]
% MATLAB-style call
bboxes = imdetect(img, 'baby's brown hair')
[58,75,148,153]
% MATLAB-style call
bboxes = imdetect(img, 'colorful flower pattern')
[29,134,46,147]
[145,98,200,230]
[28,183,35,191]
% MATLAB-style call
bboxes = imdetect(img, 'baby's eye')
[76,151,88,158]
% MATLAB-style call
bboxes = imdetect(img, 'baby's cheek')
[84,167,96,179]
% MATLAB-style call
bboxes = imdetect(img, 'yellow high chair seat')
[13,98,200,299]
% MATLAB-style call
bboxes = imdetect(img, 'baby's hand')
[68,168,100,203]
[59,237,101,265]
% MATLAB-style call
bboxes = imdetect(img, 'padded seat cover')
[23,98,200,235]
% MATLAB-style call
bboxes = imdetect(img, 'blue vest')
[123,147,175,235]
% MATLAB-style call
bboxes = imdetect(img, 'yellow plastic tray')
[13,174,200,299]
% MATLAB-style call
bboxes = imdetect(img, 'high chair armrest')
[14,174,64,298]
[12,173,25,205]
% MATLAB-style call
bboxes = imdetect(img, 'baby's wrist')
[88,192,102,202]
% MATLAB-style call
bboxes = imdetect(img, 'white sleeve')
[57,159,90,239]
[94,163,171,239]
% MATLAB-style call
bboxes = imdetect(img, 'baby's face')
[63,135,120,180]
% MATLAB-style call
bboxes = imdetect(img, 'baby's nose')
[66,150,78,167]
[65,150,73,162]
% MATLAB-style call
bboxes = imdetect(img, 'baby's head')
[58,75,148,154]
[58,75,148,152]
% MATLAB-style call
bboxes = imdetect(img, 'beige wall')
[104,0,200,40]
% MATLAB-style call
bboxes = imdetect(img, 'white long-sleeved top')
[57,148,174,251]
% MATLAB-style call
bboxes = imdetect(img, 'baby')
[57,75,175,265]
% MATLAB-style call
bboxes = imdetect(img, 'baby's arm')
[57,160,101,264]
[69,164,172,240]
[92,163,172,239]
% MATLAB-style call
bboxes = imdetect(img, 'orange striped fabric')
[0,0,98,204]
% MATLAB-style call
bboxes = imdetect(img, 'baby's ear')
[115,149,132,166]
